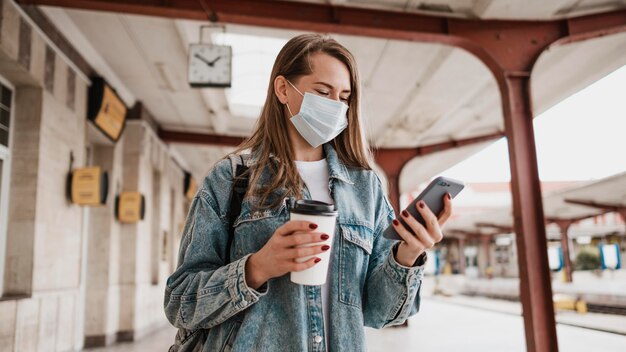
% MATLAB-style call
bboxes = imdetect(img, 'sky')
[441,64,626,183]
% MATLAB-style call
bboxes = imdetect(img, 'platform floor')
[87,297,626,352]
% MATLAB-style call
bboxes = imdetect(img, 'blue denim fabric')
[164,144,425,351]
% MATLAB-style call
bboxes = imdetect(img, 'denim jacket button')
[314,335,322,343]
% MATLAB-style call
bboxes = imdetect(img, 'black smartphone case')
[383,176,465,241]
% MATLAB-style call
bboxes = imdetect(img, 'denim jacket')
[164,144,425,352]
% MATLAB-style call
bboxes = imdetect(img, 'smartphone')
[383,176,465,241]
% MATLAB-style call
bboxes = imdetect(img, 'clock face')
[188,44,232,88]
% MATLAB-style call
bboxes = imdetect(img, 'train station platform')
[83,274,626,351]
[428,271,626,336]
[433,270,626,311]
[87,294,626,352]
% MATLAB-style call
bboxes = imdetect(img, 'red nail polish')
[401,210,409,217]
[314,258,321,263]
[309,223,318,229]
[392,219,400,226]
[321,234,329,240]
[322,245,330,251]
[418,202,425,209]
[446,193,452,200]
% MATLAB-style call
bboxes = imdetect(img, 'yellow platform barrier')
[553,294,587,314]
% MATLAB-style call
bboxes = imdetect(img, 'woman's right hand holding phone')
[245,221,330,290]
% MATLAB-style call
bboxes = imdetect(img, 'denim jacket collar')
[243,143,353,185]
[323,143,354,185]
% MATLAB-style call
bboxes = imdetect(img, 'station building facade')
[0,1,189,350]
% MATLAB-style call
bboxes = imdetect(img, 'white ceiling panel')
[39,2,626,192]
[532,32,626,116]
[332,34,388,86]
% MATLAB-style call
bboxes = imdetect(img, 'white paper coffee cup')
[289,200,338,286]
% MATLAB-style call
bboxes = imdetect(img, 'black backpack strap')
[226,154,250,263]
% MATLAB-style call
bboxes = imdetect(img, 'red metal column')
[555,220,574,283]
[373,149,419,214]
[500,73,558,352]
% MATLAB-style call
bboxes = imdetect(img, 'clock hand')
[194,53,213,66]
[208,56,222,66]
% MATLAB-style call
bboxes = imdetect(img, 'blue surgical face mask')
[286,80,349,148]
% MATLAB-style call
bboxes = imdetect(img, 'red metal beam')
[17,1,626,45]
[157,129,247,147]
[157,128,503,151]
[447,229,498,238]
[13,0,478,35]
[476,222,514,233]
[158,127,503,212]
[561,9,626,45]
[545,211,609,224]
[564,198,626,212]
[375,131,504,157]
[15,1,626,85]
[372,132,503,213]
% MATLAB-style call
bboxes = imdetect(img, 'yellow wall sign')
[116,192,145,224]
[88,77,127,142]
[67,167,108,206]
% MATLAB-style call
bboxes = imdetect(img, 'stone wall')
[0,1,189,350]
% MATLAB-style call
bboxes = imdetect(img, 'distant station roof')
[545,171,626,221]
[447,171,626,237]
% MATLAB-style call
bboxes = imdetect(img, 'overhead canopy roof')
[37,1,626,190]
[289,0,626,20]
[545,171,626,220]
[446,171,626,237]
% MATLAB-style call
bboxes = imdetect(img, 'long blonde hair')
[231,33,371,210]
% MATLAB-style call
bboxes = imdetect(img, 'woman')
[165,33,452,351]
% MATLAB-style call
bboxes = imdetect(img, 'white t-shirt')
[294,159,333,348]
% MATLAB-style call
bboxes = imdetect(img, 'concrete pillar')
[479,236,492,278]
[458,237,466,274]
[150,169,162,285]
[3,87,43,296]
[117,121,152,341]
[115,120,174,341]
[83,142,124,347]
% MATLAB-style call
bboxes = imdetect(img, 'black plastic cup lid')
[290,199,338,216]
